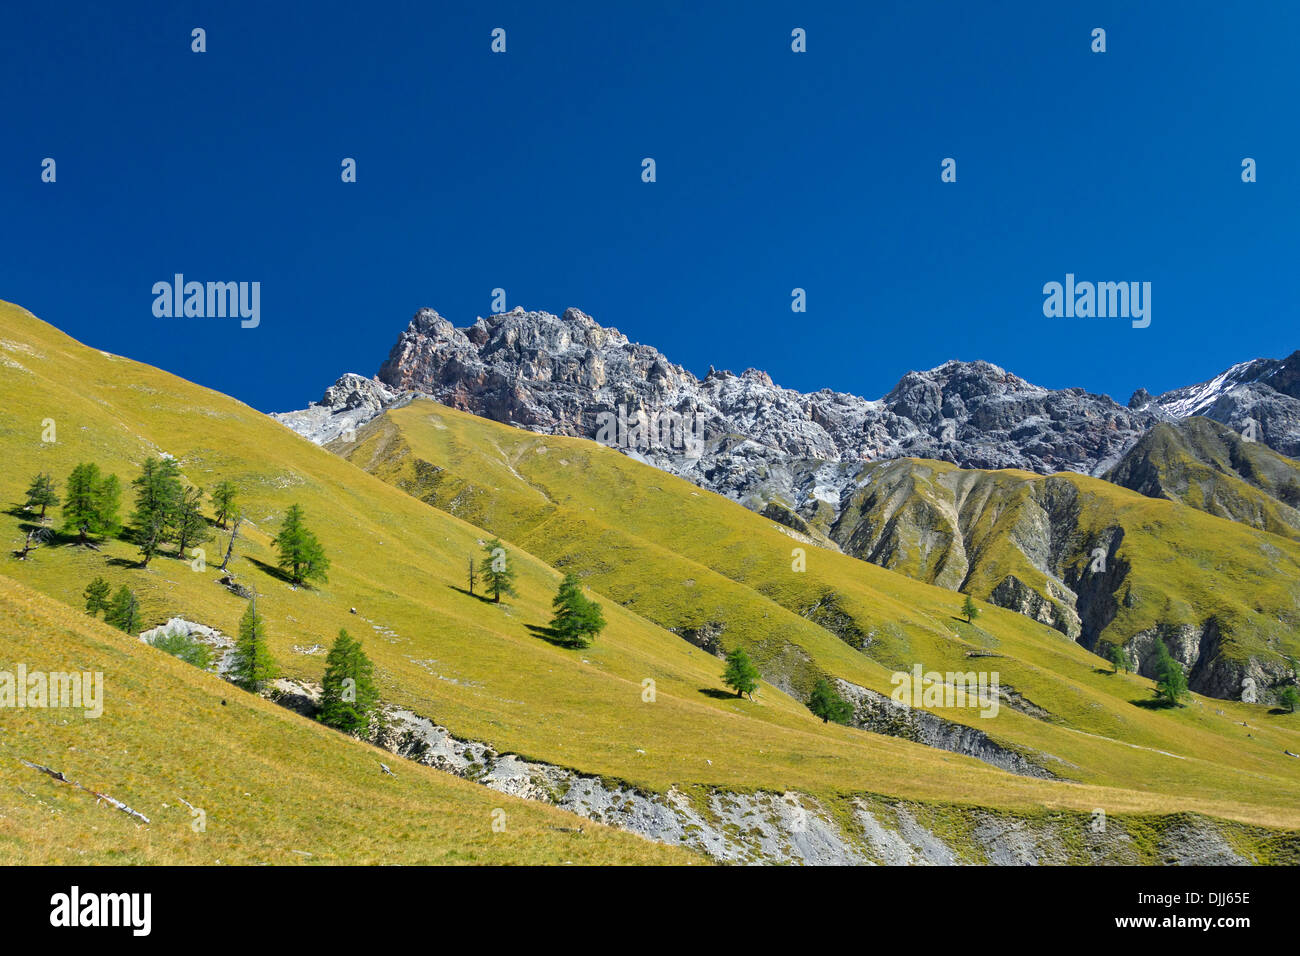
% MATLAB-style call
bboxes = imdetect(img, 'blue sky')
[2,1,1296,413]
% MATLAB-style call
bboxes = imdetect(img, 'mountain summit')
[275,305,1300,535]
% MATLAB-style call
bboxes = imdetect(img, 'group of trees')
[226,602,380,735]
[468,539,608,648]
[22,460,327,586]
[1105,638,1188,706]
[38,464,123,546]
[84,576,141,633]
[131,457,207,566]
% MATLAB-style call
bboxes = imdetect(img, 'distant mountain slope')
[335,397,1300,816]
[799,456,1300,700]
[1105,417,1300,540]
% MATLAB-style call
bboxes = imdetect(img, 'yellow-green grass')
[837,457,1300,674]
[341,399,1300,819]
[0,573,695,864]
[1,299,1298,841]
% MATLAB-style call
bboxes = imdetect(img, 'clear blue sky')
[3,1,1296,413]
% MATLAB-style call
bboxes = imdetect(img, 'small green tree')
[103,586,141,634]
[808,678,853,724]
[273,504,330,585]
[1107,642,1132,674]
[1278,686,1299,714]
[962,593,979,624]
[548,572,607,647]
[83,577,111,617]
[131,457,183,566]
[1153,640,1188,706]
[210,480,239,529]
[479,538,518,603]
[23,473,59,519]
[148,628,214,669]
[61,463,121,545]
[723,647,760,700]
[229,599,278,692]
[467,555,478,596]
[173,485,211,557]
[318,629,381,735]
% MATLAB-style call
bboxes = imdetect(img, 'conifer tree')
[23,473,59,519]
[548,572,606,647]
[131,457,182,566]
[318,629,381,734]
[83,577,111,617]
[103,586,141,634]
[174,485,211,557]
[210,480,239,529]
[1154,640,1188,706]
[478,538,517,603]
[723,647,760,700]
[962,593,979,624]
[229,599,278,692]
[273,504,329,585]
[808,678,853,724]
[61,463,121,545]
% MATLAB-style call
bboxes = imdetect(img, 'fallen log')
[21,759,151,824]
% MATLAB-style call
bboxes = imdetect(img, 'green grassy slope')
[2,298,1299,853]
[0,573,693,864]
[1105,417,1300,540]
[338,399,1300,822]
[829,457,1300,694]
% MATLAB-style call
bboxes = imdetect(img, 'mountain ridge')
[276,305,1300,520]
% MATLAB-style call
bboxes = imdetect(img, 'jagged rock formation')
[278,306,1300,531]
[272,373,410,445]
[1142,352,1300,458]
[834,679,1060,779]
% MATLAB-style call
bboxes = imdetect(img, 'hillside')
[4,298,1300,864]
[1105,417,1300,540]
[829,457,1300,699]
[332,398,1300,827]
[0,573,690,864]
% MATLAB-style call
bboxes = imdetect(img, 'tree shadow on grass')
[524,623,587,650]
[246,556,305,587]
[698,688,742,701]
[1094,667,1116,676]
[104,556,141,568]
[448,584,497,605]
[1131,697,1181,710]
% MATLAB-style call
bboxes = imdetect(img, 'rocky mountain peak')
[277,303,1299,535]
